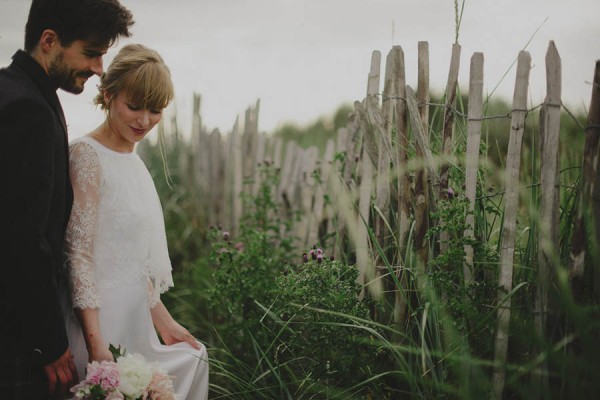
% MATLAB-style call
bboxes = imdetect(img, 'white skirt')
[66,278,208,399]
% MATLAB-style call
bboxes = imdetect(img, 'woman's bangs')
[123,63,174,110]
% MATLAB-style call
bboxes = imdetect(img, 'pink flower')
[143,369,177,400]
[234,242,244,252]
[85,360,120,391]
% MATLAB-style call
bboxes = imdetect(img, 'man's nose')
[90,56,103,76]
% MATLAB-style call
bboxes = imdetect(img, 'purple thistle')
[302,252,309,263]
[222,231,230,240]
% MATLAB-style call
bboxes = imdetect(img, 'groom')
[0,1,133,398]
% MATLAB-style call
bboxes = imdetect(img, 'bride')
[64,44,208,399]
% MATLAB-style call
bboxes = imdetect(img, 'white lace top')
[65,136,173,309]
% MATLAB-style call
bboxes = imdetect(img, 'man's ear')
[39,29,60,54]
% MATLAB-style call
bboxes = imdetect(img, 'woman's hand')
[160,320,201,350]
[150,300,201,350]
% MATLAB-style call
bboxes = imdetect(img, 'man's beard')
[48,53,92,94]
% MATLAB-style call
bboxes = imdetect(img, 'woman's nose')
[138,110,150,126]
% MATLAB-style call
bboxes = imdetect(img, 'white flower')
[116,353,154,398]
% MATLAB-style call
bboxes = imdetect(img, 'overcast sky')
[1,0,598,139]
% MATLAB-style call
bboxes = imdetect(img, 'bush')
[267,248,384,396]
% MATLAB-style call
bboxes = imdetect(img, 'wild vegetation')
[137,3,600,397]
[138,85,600,398]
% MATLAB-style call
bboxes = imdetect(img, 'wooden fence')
[160,41,600,398]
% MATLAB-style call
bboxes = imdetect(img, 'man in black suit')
[0,1,133,398]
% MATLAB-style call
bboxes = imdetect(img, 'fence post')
[464,52,484,286]
[229,117,243,236]
[591,61,600,301]
[296,146,319,249]
[414,41,431,271]
[356,50,380,296]
[533,41,562,396]
[492,50,532,400]
[208,129,224,226]
[438,43,462,258]
[308,139,335,248]
[251,132,267,196]
[392,46,411,261]
[406,85,437,289]
[570,61,600,300]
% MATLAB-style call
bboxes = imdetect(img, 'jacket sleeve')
[0,97,69,365]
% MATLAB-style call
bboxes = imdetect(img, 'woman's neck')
[89,121,134,153]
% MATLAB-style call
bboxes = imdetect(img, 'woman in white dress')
[64,44,208,399]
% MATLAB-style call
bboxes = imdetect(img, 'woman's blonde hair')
[95,44,174,111]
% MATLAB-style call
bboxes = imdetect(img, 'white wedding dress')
[64,136,208,399]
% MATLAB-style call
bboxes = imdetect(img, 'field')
[140,38,600,400]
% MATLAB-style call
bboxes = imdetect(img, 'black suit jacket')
[0,50,74,365]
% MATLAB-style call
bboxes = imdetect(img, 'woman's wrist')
[84,332,106,351]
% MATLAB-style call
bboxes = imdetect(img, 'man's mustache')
[77,71,94,79]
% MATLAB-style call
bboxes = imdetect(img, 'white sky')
[1,0,598,140]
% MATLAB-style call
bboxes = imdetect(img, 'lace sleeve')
[146,185,174,308]
[65,141,101,309]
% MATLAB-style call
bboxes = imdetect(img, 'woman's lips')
[130,126,146,135]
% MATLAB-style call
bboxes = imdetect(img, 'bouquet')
[71,345,177,400]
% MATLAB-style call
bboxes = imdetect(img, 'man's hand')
[43,349,78,396]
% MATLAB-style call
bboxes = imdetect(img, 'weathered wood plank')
[356,51,380,296]
[208,129,224,226]
[391,45,411,330]
[373,48,397,256]
[296,146,319,249]
[393,46,411,261]
[230,117,243,236]
[570,61,600,291]
[591,61,600,300]
[464,52,484,286]
[439,43,461,256]
[251,132,266,196]
[308,139,335,247]
[534,39,562,398]
[492,50,532,400]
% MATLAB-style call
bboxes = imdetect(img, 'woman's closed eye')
[126,103,141,111]
[126,103,162,115]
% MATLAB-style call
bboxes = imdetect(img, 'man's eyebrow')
[84,46,108,56]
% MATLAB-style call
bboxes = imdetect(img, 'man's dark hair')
[24,0,134,52]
